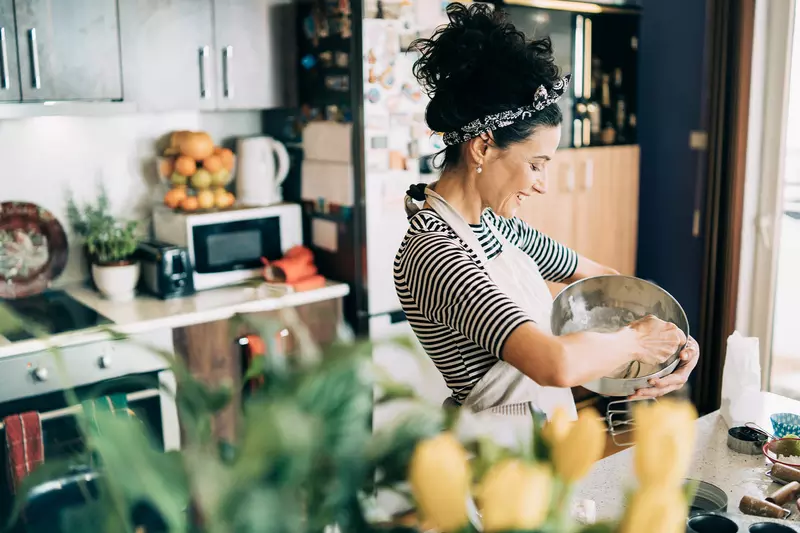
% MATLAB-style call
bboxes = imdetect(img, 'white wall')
[0,110,262,285]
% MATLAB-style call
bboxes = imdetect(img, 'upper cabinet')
[0,0,21,102]
[120,0,281,112]
[118,0,216,112]
[213,0,280,110]
[14,0,122,101]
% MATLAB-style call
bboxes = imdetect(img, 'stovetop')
[0,290,112,342]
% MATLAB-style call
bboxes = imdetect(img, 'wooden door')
[16,0,122,101]
[213,0,281,110]
[119,0,216,111]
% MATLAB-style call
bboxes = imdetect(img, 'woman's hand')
[629,336,700,399]
[627,315,687,366]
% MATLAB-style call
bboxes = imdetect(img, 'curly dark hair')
[410,2,564,170]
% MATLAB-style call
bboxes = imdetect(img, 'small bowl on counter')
[763,438,800,469]
[686,479,728,515]
[728,426,771,455]
[772,413,800,439]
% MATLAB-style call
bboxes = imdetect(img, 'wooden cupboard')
[517,145,640,283]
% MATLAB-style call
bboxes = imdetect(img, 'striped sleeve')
[397,231,533,359]
[484,210,579,282]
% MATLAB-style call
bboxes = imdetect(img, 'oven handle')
[0,388,160,431]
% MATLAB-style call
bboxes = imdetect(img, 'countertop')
[575,391,800,526]
[0,280,350,358]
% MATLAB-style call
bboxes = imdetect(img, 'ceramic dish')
[763,438,800,469]
[0,202,68,299]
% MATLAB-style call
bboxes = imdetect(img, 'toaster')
[136,240,195,299]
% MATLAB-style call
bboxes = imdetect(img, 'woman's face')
[478,124,561,219]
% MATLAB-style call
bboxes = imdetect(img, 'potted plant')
[67,187,143,301]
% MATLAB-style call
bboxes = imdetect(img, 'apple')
[191,169,213,189]
[210,168,230,187]
[170,172,188,186]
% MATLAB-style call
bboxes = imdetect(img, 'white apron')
[416,185,577,447]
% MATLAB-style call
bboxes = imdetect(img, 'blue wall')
[636,0,709,335]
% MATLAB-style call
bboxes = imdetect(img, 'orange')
[164,186,187,208]
[181,196,199,212]
[174,155,197,177]
[159,157,175,178]
[215,147,235,171]
[203,155,223,173]
[197,189,215,210]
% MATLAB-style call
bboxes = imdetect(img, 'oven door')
[0,369,179,530]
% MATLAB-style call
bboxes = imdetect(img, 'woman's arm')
[563,255,619,284]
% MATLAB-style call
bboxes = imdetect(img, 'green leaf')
[576,522,618,533]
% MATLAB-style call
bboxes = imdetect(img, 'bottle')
[613,68,626,143]
[600,74,616,145]
[587,58,602,144]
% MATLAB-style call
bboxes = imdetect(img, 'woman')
[395,3,699,426]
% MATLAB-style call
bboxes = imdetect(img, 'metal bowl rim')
[552,274,690,382]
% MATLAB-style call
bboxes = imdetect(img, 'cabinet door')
[0,0,20,102]
[15,0,122,101]
[517,148,578,250]
[212,0,280,110]
[119,0,215,111]
[574,146,639,275]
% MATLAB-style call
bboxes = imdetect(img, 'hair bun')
[410,2,562,134]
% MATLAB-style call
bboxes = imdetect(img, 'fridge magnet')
[317,12,330,40]
[401,82,421,102]
[379,66,395,90]
[367,67,378,84]
[301,54,317,70]
[367,49,377,65]
[338,0,351,15]
[366,87,381,104]
[335,51,350,68]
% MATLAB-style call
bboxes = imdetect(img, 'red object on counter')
[4,412,44,492]
[261,246,325,290]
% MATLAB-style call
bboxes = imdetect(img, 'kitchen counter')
[575,391,800,525]
[0,280,350,358]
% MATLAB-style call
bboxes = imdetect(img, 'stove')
[0,290,112,342]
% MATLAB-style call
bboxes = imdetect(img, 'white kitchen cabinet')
[120,0,283,112]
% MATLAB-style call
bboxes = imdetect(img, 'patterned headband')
[441,74,571,146]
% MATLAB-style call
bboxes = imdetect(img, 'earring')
[476,164,483,174]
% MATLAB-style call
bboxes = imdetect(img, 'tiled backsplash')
[0,111,262,285]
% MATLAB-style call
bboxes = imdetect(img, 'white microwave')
[152,203,303,291]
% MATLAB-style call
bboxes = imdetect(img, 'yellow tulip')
[541,407,572,446]
[479,459,552,533]
[551,408,605,482]
[408,433,471,533]
[620,485,687,533]
[633,400,697,488]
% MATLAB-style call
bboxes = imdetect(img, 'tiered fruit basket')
[157,130,237,212]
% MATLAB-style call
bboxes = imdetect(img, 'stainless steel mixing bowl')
[551,275,689,396]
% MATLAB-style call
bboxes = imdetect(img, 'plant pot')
[91,261,140,302]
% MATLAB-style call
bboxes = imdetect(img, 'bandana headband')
[440,74,571,146]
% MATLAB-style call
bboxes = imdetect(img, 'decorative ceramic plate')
[0,202,68,299]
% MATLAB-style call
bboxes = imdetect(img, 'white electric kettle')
[235,136,291,206]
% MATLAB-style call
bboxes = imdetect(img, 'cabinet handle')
[566,165,576,192]
[223,46,233,99]
[29,28,40,89]
[198,45,210,99]
[0,27,9,90]
[583,159,594,190]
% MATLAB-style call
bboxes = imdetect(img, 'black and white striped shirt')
[393,208,579,403]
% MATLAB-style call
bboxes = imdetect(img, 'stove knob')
[32,367,48,382]
[98,355,112,369]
